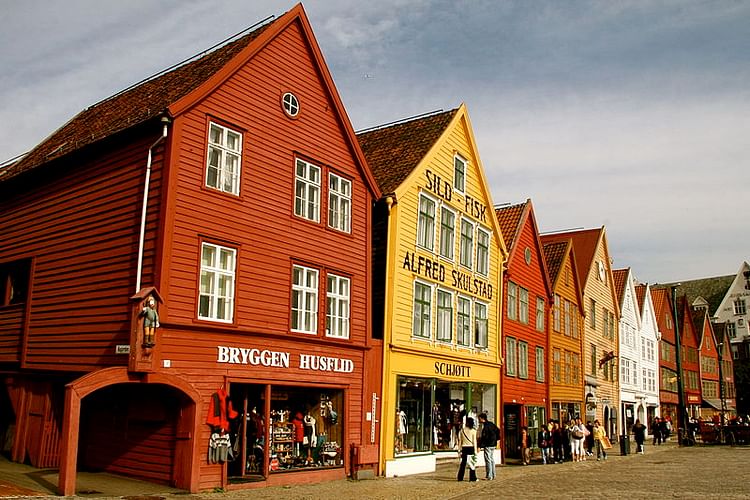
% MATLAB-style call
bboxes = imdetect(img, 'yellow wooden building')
[541,237,585,423]
[358,105,507,476]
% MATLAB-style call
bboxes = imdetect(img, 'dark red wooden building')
[494,200,552,460]
[0,4,381,494]
[651,287,678,425]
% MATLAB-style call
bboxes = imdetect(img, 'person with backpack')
[478,413,499,480]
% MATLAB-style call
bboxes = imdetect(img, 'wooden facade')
[359,105,506,476]
[541,238,585,427]
[677,297,702,418]
[0,4,381,494]
[495,200,551,457]
[652,287,678,423]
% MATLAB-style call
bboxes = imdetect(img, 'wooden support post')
[58,385,81,496]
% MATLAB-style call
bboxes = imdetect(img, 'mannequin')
[395,409,407,453]
[303,412,317,464]
[292,412,305,457]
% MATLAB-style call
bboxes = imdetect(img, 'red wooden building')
[677,297,702,420]
[651,287,678,425]
[0,4,382,494]
[495,200,552,459]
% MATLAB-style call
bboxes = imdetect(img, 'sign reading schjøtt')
[216,345,354,373]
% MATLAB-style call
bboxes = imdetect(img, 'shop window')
[198,242,236,322]
[227,384,344,478]
[294,158,321,222]
[206,122,242,195]
[0,259,30,306]
[396,376,433,454]
[328,173,351,233]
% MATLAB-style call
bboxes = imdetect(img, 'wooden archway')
[58,367,201,495]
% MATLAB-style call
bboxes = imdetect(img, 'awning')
[702,399,736,411]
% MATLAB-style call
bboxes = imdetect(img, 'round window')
[282,92,299,118]
[524,247,532,265]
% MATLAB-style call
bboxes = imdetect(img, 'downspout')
[136,116,171,293]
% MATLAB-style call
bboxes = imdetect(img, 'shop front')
[383,352,499,477]
[551,401,582,425]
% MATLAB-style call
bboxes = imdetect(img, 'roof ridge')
[356,108,456,135]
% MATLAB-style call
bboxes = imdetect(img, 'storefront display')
[394,376,496,456]
[226,384,344,481]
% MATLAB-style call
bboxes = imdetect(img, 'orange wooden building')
[495,200,552,458]
[676,297,702,419]
[0,4,382,494]
[651,287,678,424]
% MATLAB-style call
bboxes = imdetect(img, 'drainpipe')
[136,116,170,293]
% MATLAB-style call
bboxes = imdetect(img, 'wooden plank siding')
[0,304,23,362]
[160,20,371,348]
[501,208,550,412]
[0,129,165,370]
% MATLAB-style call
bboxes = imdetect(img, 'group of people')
[537,418,611,463]
[456,413,500,482]
[650,416,673,445]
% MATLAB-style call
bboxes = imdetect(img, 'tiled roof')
[1,18,274,182]
[650,287,675,342]
[356,109,458,195]
[612,268,629,304]
[635,283,647,312]
[494,202,526,252]
[541,228,601,288]
[660,275,734,317]
[542,240,568,285]
[691,308,709,345]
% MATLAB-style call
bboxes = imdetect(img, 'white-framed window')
[553,348,561,383]
[413,281,432,339]
[519,287,529,324]
[506,337,517,376]
[474,301,488,349]
[326,274,350,338]
[641,337,646,358]
[439,206,456,260]
[328,173,351,233]
[457,296,472,346]
[727,322,737,339]
[281,92,299,117]
[436,289,453,343]
[564,300,571,335]
[536,346,545,382]
[206,122,242,195]
[417,194,436,251]
[507,281,518,321]
[553,294,561,332]
[459,217,474,269]
[198,242,237,322]
[453,154,466,193]
[476,228,490,276]
[518,341,529,379]
[536,297,545,332]
[590,298,597,328]
[734,298,747,315]
[292,265,319,334]
[647,340,655,361]
[621,358,630,385]
[294,158,321,222]
[642,368,647,391]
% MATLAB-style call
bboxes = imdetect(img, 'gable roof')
[635,283,647,312]
[612,268,629,305]
[494,202,525,249]
[2,4,381,198]
[356,109,458,195]
[660,275,734,317]
[541,227,602,289]
[542,240,568,285]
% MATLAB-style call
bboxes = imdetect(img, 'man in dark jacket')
[478,413,499,480]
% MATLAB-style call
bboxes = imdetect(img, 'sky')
[1,0,748,284]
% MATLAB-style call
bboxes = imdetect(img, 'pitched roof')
[356,109,458,195]
[543,240,568,285]
[660,275,734,317]
[541,228,602,289]
[635,283,647,312]
[2,18,276,182]
[612,268,629,304]
[650,287,675,343]
[494,202,526,251]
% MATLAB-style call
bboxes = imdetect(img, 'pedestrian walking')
[552,420,564,463]
[593,419,608,461]
[585,421,595,457]
[477,413,499,480]
[538,424,552,465]
[652,416,662,445]
[457,417,478,482]
[520,426,531,465]
[633,419,646,454]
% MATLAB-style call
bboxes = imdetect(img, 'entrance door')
[503,404,521,459]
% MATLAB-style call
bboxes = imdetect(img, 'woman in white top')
[570,417,587,462]
[457,417,478,482]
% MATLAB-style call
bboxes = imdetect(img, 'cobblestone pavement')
[5,443,750,499]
